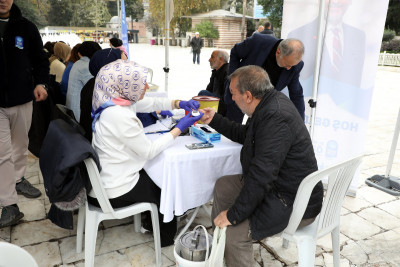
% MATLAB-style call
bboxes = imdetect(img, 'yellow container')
[192,96,220,123]
[192,96,220,111]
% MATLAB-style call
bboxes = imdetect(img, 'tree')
[147,0,220,37]
[47,0,74,26]
[195,20,219,39]
[107,0,144,20]
[385,0,400,34]
[257,0,283,34]
[48,0,110,27]
[15,0,47,27]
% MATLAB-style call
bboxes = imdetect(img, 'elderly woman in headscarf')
[49,42,71,83]
[88,59,203,247]
[80,48,125,141]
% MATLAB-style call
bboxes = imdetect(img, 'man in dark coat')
[190,32,204,65]
[225,35,306,123]
[201,65,323,267]
[0,0,49,228]
[260,21,275,36]
[198,50,229,116]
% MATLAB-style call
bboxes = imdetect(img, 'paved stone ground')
[0,43,399,266]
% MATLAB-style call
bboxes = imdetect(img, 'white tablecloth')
[144,135,242,222]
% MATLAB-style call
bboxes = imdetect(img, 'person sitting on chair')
[198,50,229,116]
[88,59,203,247]
[200,65,323,266]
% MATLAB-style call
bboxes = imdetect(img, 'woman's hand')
[178,99,200,112]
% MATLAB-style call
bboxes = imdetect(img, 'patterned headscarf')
[91,59,148,130]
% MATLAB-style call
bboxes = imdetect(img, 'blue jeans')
[193,51,200,64]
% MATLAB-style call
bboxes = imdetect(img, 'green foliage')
[195,20,219,39]
[381,39,400,53]
[383,29,396,42]
[147,0,220,37]
[176,17,192,37]
[385,0,400,35]
[257,0,283,32]
[47,0,74,26]
[107,0,144,21]
[246,19,255,37]
[15,0,47,27]
[48,0,110,27]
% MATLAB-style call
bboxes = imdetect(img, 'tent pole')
[164,0,170,93]
[309,0,327,139]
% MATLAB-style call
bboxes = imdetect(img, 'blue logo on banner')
[15,36,23,49]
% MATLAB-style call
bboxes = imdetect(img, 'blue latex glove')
[176,112,204,132]
[159,110,173,118]
[178,99,200,112]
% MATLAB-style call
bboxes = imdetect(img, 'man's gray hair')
[229,65,274,99]
[278,38,305,58]
[216,50,229,63]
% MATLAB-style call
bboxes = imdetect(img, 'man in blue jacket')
[225,35,306,123]
[201,66,323,266]
[0,0,49,228]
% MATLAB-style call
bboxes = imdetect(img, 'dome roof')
[110,16,119,23]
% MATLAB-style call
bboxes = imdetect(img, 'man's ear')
[245,91,253,103]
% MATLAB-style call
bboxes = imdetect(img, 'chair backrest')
[83,158,116,216]
[0,242,39,267]
[54,104,85,136]
[147,68,154,83]
[282,155,363,237]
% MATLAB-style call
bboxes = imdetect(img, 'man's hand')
[33,85,48,102]
[199,107,215,124]
[213,210,232,228]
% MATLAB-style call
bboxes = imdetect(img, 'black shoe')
[16,177,42,198]
[140,212,153,233]
[0,205,24,228]
[140,215,176,247]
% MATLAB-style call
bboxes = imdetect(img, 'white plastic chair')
[76,158,162,267]
[0,242,39,267]
[147,68,159,92]
[280,155,363,267]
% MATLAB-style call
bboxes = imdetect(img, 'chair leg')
[149,204,162,267]
[332,227,340,267]
[84,212,100,267]
[134,214,141,233]
[76,205,85,253]
[297,237,316,267]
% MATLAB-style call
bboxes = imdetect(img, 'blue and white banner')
[121,0,130,59]
[281,0,389,192]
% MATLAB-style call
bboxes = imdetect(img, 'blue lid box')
[189,124,221,143]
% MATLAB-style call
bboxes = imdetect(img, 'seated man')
[198,50,229,116]
[200,65,324,266]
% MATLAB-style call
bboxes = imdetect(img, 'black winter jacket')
[190,37,204,53]
[206,63,229,116]
[0,4,49,108]
[40,119,100,229]
[209,89,323,240]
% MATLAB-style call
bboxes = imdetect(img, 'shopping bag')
[207,226,226,267]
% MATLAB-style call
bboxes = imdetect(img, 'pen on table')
[145,130,170,135]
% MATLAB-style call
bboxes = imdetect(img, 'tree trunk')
[241,0,247,41]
